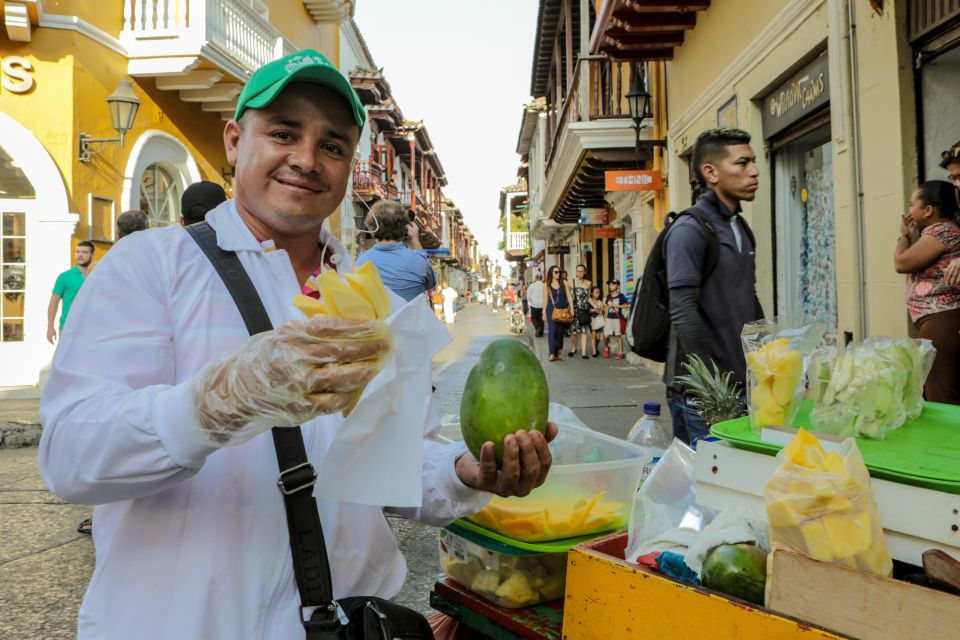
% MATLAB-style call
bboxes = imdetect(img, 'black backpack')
[625,207,754,362]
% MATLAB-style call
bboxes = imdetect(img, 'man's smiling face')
[224,82,359,236]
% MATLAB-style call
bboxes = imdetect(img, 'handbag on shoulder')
[186,223,434,640]
[547,286,574,324]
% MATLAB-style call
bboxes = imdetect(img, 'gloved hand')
[190,314,391,446]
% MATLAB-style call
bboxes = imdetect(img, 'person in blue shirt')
[356,200,437,302]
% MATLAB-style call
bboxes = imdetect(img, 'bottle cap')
[643,401,661,416]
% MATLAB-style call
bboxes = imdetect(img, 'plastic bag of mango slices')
[741,318,825,435]
[764,429,892,577]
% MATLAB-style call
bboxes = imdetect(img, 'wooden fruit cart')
[563,532,847,639]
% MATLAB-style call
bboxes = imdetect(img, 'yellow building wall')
[1,1,342,255]
[853,0,917,338]
[664,0,915,341]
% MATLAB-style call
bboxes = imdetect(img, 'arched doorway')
[122,131,201,226]
[0,112,75,391]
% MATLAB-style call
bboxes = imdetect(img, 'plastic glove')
[190,314,391,446]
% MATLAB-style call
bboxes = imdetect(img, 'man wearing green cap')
[39,50,555,639]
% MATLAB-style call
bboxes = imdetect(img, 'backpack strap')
[672,206,720,280]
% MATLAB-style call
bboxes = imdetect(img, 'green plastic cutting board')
[710,399,960,493]
[447,519,612,554]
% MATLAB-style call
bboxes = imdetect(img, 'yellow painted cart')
[563,532,846,639]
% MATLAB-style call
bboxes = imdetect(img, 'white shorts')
[604,318,622,336]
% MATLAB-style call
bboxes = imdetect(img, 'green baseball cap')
[234,49,366,127]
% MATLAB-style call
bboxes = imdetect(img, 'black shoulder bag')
[186,223,434,640]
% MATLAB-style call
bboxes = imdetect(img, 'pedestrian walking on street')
[180,180,227,226]
[603,279,628,360]
[356,199,437,302]
[544,265,573,361]
[663,127,763,445]
[38,49,556,640]
[569,264,593,358]
[588,285,605,357]
[432,287,444,320]
[441,281,459,324]
[527,272,545,337]
[895,180,960,404]
[46,240,94,345]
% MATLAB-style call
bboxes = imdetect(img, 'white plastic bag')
[625,438,701,562]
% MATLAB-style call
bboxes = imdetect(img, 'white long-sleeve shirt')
[39,202,490,640]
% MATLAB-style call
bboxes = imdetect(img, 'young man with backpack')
[639,128,764,444]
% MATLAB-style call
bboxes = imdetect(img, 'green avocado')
[701,543,768,606]
[460,339,549,465]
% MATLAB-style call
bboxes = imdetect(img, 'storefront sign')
[593,226,624,239]
[762,51,829,136]
[1,56,35,94]
[547,244,570,255]
[605,170,663,192]
[579,207,608,225]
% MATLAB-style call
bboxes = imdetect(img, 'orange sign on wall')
[593,226,624,239]
[605,170,664,192]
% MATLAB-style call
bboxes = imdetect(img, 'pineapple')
[673,354,746,426]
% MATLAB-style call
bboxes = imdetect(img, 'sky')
[353,0,539,259]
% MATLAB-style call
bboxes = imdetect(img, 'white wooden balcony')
[507,231,528,254]
[121,0,296,119]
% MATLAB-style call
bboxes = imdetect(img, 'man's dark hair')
[77,240,95,254]
[116,210,149,238]
[692,128,752,186]
[365,200,409,242]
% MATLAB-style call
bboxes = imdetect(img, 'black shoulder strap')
[185,223,341,638]
[673,206,720,278]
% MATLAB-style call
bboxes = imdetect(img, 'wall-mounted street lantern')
[79,78,141,163]
[625,63,665,159]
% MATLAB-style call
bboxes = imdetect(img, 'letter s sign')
[2,56,35,94]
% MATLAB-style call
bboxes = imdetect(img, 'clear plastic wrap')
[811,337,935,439]
[741,319,825,434]
[864,337,936,420]
[190,315,390,445]
[764,429,892,577]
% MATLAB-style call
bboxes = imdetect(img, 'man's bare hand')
[455,422,558,498]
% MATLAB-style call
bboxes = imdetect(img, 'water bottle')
[627,402,671,481]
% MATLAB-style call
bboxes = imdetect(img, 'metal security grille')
[910,0,960,43]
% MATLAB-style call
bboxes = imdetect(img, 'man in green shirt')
[47,240,95,344]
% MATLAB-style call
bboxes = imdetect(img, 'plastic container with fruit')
[439,523,571,608]
[465,424,649,543]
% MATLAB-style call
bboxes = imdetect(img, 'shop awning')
[590,0,711,61]
[424,248,451,256]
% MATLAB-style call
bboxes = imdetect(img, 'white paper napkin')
[313,293,452,506]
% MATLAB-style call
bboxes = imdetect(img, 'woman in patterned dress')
[895,180,960,404]
[568,264,593,359]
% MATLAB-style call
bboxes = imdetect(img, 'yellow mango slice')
[771,349,803,378]
[351,261,391,318]
[317,271,376,320]
[293,294,329,317]
[799,521,834,561]
[755,405,786,427]
[766,499,804,528]
[751,379,776,410]
[783,429,826,468]
[822,511,872,559]
[772,373,800,406]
